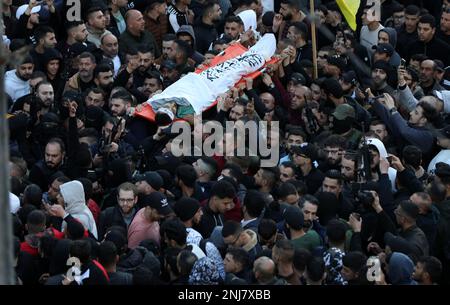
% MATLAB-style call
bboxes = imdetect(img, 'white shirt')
[360,24,384,54]
[5,69,30,102]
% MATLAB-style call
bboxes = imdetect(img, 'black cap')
[135,171,163,191]
[291,143,318,161]
[290,72,306,85]
[372,43,394,57]
[341,70,357,86]
[173,197,201,221]
[283,206,304,230]
[142,192,172,216]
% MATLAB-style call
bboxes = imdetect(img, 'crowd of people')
[4,0,450,285]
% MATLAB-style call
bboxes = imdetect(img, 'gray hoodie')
[177,25,205,65]
[379,27,401,68]
[60,180,98,239]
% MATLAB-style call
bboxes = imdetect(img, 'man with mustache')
[273,0,307,41]
[64,52,97,93]
[35,81,55,115]
[5,56,35,102]
[28,138,66,192]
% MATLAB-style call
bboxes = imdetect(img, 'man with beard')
[5,56,34,102]
[253,167,279,204]
[437,8,450,46]
[93,64,114,96]
[156,33,177,64]
[140,71,163,98]
[35,81,55,115]
[29,26,57,72]
[340,151,357,184]
[194,0,222,54]
[319,135,347,172]
[85,6,113,48]
[64,52,97,93]
[132,45,156,88]
[173,197,204,245]
[223,16,244,41]
[273,0,306,41]
[109,90,132,118]
[100,34,121,77]
[418,59,444,96]
[98,182,139,240]
[412,256,443,285]
[28,138,66,191]
[370,60,395,96]
[56,21,91,60]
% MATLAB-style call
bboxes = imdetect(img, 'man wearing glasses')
[98,182,139,240]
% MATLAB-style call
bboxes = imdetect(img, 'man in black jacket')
[406,14,450,66]
[195,180,236,239]
[193,0,222,54]
[98,182,139,240]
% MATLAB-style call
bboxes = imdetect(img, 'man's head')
[392,4,405,29]
[272,239,295,266]
[253,256,276,284]
[322,170,343,198]
[395,200,419,228]
[284,205,304,232]
[373,43,394,62]
[137,45,155,73]
[441,7,450,34]
[257,219,278,248]
[229,99,246,121]
[160,218,187,248]
[172,39,191,65]
[208,180,236,214]
[279,0,300,21]
[300,194,319,229]
[290,85,308,110]
[125,10,145,34]
[142,192,173,222]
[224,247,249,274]
[142,71,163,96]
[86,7,106,31]
[135,171,164,195]
[404,5,420,33]
[285,127,305,152]
[323,135,346,166]
[17,56,34,81]
[340,151,357,182]
[369,120,388,141]
[34,26,57,49]
[35,81,54,108]
[192,157,217,181]
[203,0,222,23]
[175,164,198,189]
[100,34,119,58]
[260,92,275,111]
[409,192,432,215]
[173,197,203,225]
[287,21,308,45]
[408,101,438,127]
[26,210,46,234]
[85,87,105,108]
[243,190,265,219]
[162,34,177,60]
[419,59,437,85]
[67,21,88,43]
[78,52,96,81]
[117,182,138,215]
[279,162,297,182]
[109,91,133,117]
[341,252,367,282]
[253,167,279,191]
[371,60,390,87]
[94,64,114,92]
[45,138,65,169]
[48,176,70,201]
[412,256,443,284]
[418,14,436,43]
[224,16,244,40]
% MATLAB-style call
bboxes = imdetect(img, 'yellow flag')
[337,0,361,31]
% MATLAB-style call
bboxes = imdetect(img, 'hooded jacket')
[379,27,401,68]
[60,181,98,239]
[177,25,205,66]
[388,252,417,285]
[365,137,397,191]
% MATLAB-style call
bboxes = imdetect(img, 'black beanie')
[173,197,201,222]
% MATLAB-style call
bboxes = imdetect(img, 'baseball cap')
[283,206,304,230]
[134,171,164,191]
[16,4,41,20]
[142,192,172,216]
[291,143,318,161]
[332,104,356,120]
[290,72,306,85]
[372,43,394,57]
[341,70,358,86]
